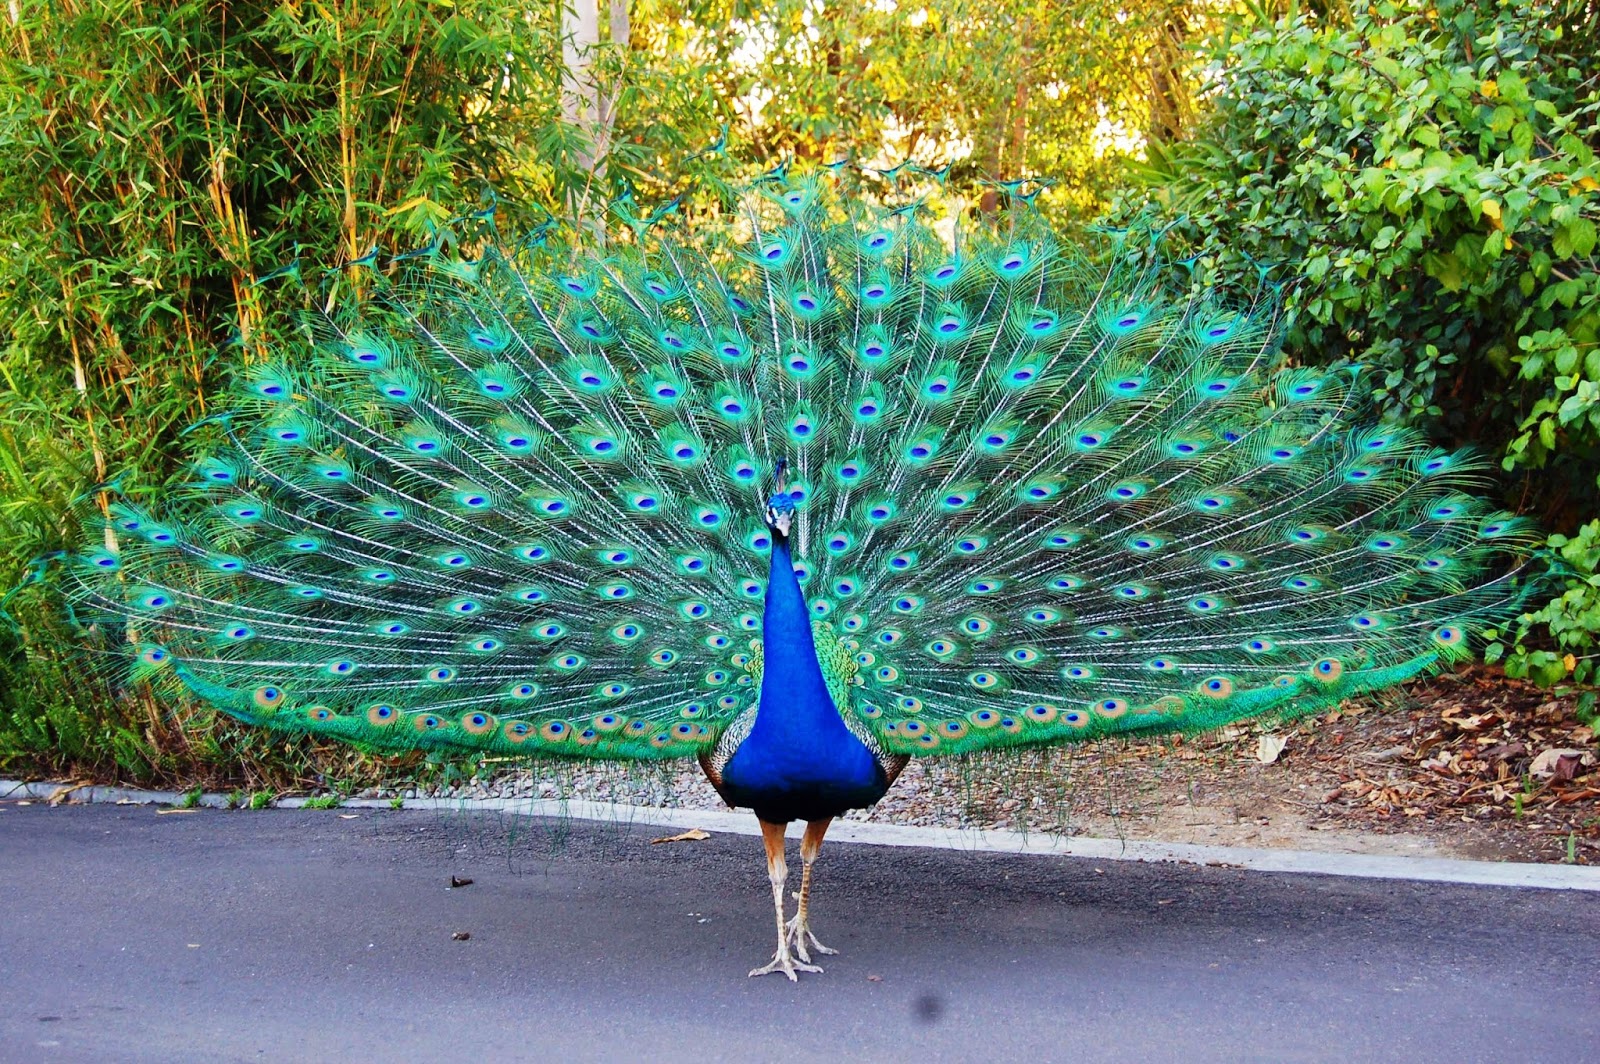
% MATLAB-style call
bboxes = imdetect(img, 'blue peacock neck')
[715,511,888,822]
[748,528,844,745]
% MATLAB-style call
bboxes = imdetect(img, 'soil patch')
[901,666,1600,864]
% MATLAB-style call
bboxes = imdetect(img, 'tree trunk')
[609,0,629,49]
[562,0,602,174]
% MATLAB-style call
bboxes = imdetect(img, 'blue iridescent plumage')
[710,489,900,826]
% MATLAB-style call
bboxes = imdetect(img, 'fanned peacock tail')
[58,176,1537,762]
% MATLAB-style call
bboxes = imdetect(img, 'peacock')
[52,175,1533,980]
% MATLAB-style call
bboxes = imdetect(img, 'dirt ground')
[939,666,1599,864]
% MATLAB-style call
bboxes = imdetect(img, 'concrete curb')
[5,777,1598,892]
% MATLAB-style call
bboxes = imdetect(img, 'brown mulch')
[1048,665,1600,864]
[931,665,1599,864]
[1286,666,1599,859]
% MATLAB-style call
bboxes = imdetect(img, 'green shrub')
[1110,0,1600,680]
[1494,519,1600,683]
[0,0,566,781]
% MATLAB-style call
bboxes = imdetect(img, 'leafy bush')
[0,0,567,781]
[1496,521,1600,683]
[1110,0,1599,680]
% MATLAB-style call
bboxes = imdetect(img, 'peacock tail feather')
[58,178,1536,762]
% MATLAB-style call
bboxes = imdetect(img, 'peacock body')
[58,176,1531,977]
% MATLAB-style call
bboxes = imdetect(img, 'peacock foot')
[785,914,839,963]
[749,943,824,981]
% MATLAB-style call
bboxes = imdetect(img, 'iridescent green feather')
[56,179,1536,763]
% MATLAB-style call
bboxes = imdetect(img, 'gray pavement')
[0,803,1594,1063]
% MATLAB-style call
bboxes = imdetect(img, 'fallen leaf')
[1530,749,1589,780]
[450,876,474,889]
[1256,734,1288,764]
[337,814,360,820]
[157,808,198,815]
[1553,755,1588,783]
[867,975,883,982]
[451,931,471,941]
[650,829,711,844]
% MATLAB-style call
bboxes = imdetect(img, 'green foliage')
[1111,0,1599,681]
[640,0,1202,213]
[0,0,575,781]
[1495,519,1600,683]
[248,791,273,811]
[1578,690,1599,726]
[301,795,343,810]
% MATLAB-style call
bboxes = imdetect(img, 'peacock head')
[765,492,796,539]
[765,458,795,539]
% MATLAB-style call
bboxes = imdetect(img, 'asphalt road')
[1,804,1594,1064]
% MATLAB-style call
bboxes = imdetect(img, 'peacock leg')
[748,818,823,980]
[786,817,839,962]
